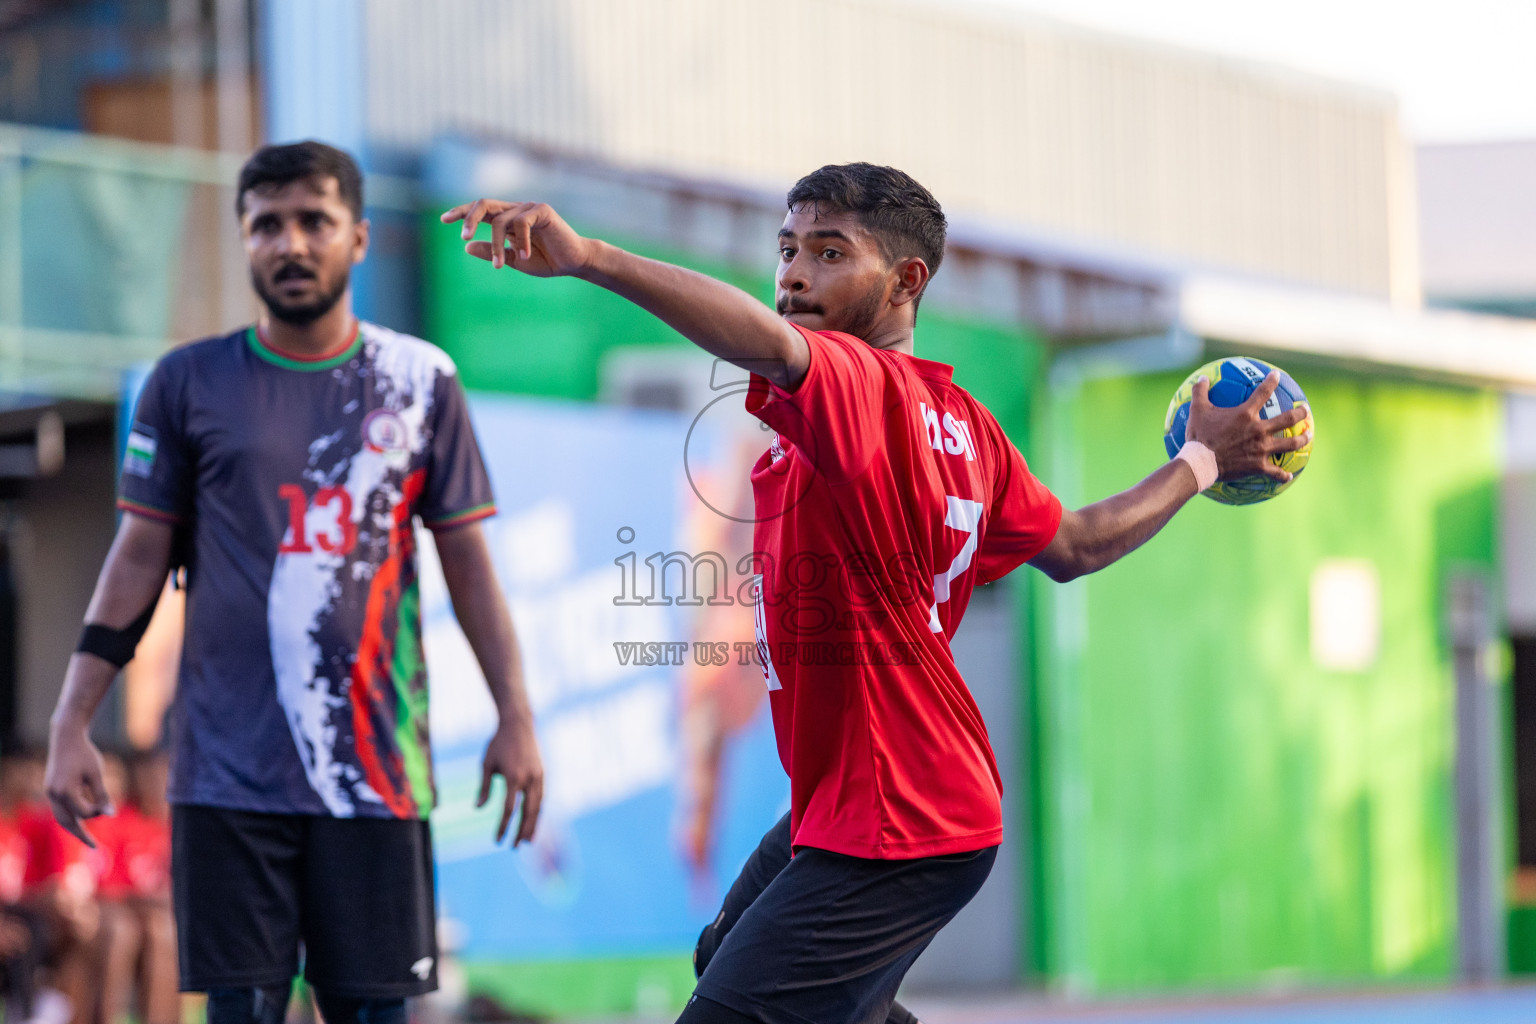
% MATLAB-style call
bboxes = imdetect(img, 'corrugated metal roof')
[365,0,1416,302]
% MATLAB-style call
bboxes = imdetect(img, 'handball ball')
[1163,357,1312,505]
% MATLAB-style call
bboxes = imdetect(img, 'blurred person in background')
[124,752,175,1024]
[86,753,134,1024]
[4,749,94,1024]
[88,751,174,1024]
[444,162,1308,1024]
[42,140,544,1024]
[2,749,53,1024]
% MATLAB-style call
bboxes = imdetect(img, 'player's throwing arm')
[1027,372,1313,583]
[441,200,813,390]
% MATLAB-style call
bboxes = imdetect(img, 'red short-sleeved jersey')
[747,325,1062,859]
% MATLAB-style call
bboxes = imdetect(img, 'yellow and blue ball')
[1163,356,1312,505]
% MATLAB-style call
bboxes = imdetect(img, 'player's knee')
[205,985,290,1024]
[311,991,406,1024]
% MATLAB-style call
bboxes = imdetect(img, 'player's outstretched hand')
[44,726,113,848]
[440,199,593,277]
[1186,370,1313,482]
[478,717,544,846]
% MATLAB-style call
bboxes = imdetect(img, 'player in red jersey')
[444,164,1310,1024]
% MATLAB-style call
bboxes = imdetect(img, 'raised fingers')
[458,199,490,240]
[1266,404,1310,432]
[516,774,544,846]
[471,203,538,269]
[511,205,539,263]
[1190,374,1211,409]
[489,206,519,270]
[1270,429,1313,453]
[1243,370,1281,411]
[475,760,493,809]
[496,783,516,843]
[449,198,505,242]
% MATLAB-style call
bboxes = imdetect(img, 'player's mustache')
[777,298,823,316]
[273,262,318,282]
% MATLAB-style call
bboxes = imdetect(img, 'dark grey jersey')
[121,322,495,818]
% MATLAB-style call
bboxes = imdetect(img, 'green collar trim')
[246,324,363,371]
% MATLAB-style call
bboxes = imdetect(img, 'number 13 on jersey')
[277,483,357,556]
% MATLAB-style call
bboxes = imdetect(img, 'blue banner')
[426,394,787,959]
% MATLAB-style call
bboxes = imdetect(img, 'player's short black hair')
[786,163,947,280]
[236,140,364,221]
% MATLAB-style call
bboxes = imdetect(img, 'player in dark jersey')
[443,164,1309,1024]
[45,142,544,1024]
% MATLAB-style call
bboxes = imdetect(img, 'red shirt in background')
[0,815,27,904]
[91,808,171,901]
[16,802,95,900]
[747,325,1061,859]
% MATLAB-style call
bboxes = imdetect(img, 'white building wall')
[363,0,1417,302]
[1418,140,1536,304]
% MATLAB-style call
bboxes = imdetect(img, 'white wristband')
[1175,440,1219,492]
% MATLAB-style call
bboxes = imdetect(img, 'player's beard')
[831,279,887,343]
[779,279,887,342]
[252,263,351,326]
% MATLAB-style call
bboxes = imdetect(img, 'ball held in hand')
[1164,356,1312,505]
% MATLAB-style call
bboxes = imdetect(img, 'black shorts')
[171,805,438,998]
[692,812,995,1024]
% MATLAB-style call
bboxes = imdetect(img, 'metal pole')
[214,0,250,155]
[1450,571,1504,983]
[214,0,251,332]
[0,140,24,391]
[169,0,204,148]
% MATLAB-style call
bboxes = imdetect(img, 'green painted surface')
[463,955,696,1017]
[1032,368,1501,992]
[1509,907,1536,975]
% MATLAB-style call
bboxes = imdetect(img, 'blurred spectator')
[2,750,49,1024]
[88,758,132,1024]
[0,746,178,1024]
[21,748,99,1024]
[1,748,84,1024]
[117,752,175,1024]
[88,754,137,1024]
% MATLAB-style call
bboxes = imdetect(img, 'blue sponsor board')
[426,394,786,958]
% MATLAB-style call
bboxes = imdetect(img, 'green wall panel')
[1509,907,1536,975]
[1032,367,1501,992]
